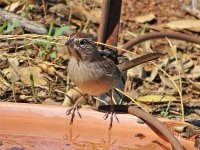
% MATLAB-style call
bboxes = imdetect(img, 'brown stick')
[98,0,110,44]
[0,8,47,34]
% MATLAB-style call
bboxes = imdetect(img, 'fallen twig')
[0,8,47,34]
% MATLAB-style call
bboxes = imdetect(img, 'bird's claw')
[66,105,82,125]
[66,95,86,125]
[103,106,119,130]
[66,107,73,115]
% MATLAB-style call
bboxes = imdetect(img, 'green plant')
[32,24,69,60]
[5,20,20,33]
[0,20,20,34]
[0,21,8,34]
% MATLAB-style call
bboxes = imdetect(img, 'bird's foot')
[66,104,81,125]
[66,96,85,125]
[103,105,119,130]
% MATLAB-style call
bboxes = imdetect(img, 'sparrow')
[65,32,163,128]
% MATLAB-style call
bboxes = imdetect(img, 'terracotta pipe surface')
[0,102,194,149]
[96,105,183,150]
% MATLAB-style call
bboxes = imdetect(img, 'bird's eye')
[79,39,87,46]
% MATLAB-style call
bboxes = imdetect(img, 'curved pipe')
[122,31,200,50]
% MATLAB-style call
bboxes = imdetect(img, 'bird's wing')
[98,58,120,77]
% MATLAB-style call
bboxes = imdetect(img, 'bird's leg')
[66,94,87,125]
[103,89,119,130]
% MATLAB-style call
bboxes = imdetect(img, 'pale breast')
[68,58,120,96]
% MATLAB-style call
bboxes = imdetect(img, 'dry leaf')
[187,66,200,79]
[49,3,69,18]
[127,65,146,78]
[134,13,156,23]
[69,2,101,24]
[0,74,10,88]
[37,63,48,72]
[168,57,193,71]
[0,80,8,95]
[187,73,200,79]
[166,19,200,32]
[18,66,47,85]
[4,1,24,13]
[147,67,158,81]
[2,58,20,82]
[182,59,194,71]
[47,66,55,76]
[191,65,200,74]
[160,74,177,89]
[136,95,176,102]
[71,5,87,21]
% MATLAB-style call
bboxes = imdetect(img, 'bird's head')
[65,32,98,62]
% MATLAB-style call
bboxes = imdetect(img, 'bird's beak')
[65,38,72,56]
[65,38,82,64]
[65,38,73,46]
